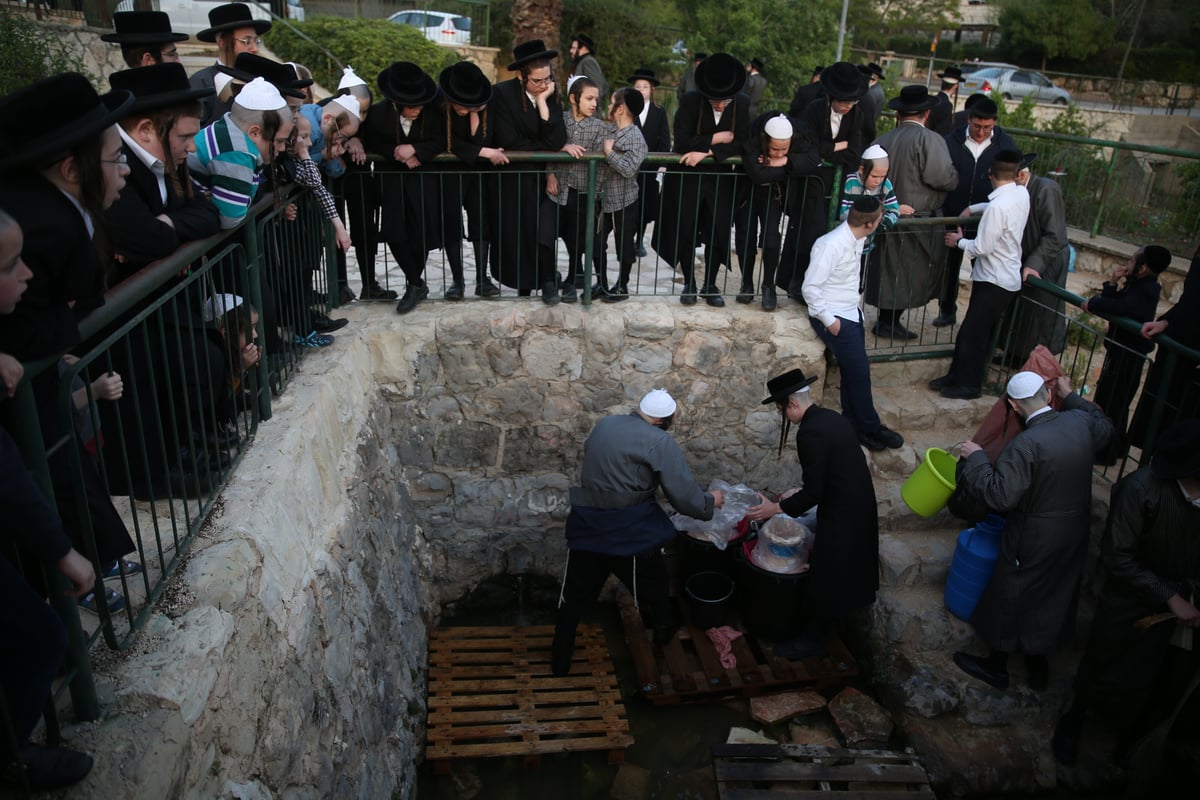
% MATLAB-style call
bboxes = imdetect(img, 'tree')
[997,0,1114,70]
[512,0,562,50]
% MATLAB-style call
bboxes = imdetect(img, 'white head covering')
[1006,371,1046,400]
[214,72,236,102]
[329,94,361,120]
[639,389,677,418]
[202,293,244,323]
[337,66,367,90]
[763,115,793,140]
[862,143,888,161]
[566,74,585,93]
[234,77,287,111]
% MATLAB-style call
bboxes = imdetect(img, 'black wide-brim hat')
[887,84,938,113]
[219,53,312,99]
[1019,152,1038,171]
[862,62,884,80]
[439,61,492,107]
[820,61,869,101]
[111,63,212,114]
[938,65,965,82]
[627,67,659,86]
[0,73,134,174]
[694,52,746,100]
[101,11,188,45]
[1151,419,1200,479]
[378,62,439,106]
[750,58,766,74]
[507,39,558,72]
[762,368,819,405]
[197,2,271,43]
[573,33,595,53]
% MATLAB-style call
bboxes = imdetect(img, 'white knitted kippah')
[235,77,286,111]
[763,115,792,140]
[330,94,361,120]
[202,293,244,323]
[639,388,677,418]
[862,143,888,161]
[337,66,367,90]
[1006,371,1045,400]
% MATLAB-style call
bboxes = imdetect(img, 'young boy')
[597,87,648,301]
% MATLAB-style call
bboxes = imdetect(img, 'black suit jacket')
[789,82,825,117]
[488,79,567,152]
[105,144,221,276]
[801,98,864,171]
[928,92,955,136]
[637,103,671,153]
[0,174,105,360]
[673,91,750,160]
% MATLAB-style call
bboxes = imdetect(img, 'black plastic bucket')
[685,571,735,629]
[676,533,733,581]
[734,543,809,641]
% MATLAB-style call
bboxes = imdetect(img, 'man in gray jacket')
[953,371,1114,691]
[551,389,724,675]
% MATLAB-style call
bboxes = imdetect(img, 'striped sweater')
[189,114,265,229]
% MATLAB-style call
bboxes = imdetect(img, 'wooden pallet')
[616,587,858,704]
[713,743,936,798]
[425,625,633,773]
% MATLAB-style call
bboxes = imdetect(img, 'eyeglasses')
[160,48,179,59]
[233,36,263,48]
[525,75,553,86]
[101,153,129,167]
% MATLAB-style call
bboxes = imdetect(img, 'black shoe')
[787,281,804,301]
[445,282,465,301]
[637,242,647,258]
[953,651,1010,689]
[559,281,578,303]
[929,374,952,391]
[311,311,349,333]
[1051,712,1083,766]
[395,283,429,314]
[7,744,94,792]
[337,283,357,305]
[932,312,956,327]
[361,282,398,301]
[680,282,698,305]
[602,285,628,303]
[761,285,777,311]
[871,321,918,340]
[875,425,904,449]
[475,279,501,298]
[590,283,611,301]
[940,385,982,400]
[541,281,560,306]
[736,284,755,304]
[702,285,725,307]
[857,430,887,451]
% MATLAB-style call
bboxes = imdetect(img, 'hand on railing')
[56,548,95,599]
[0,352,22,398]
[898,203,915,216]
[333,219,352,252]
[1021,266,1041,283]
[480,147,509,166]
[561,143,586,159]
[680,151,711,167]
[944,227,964,248]
[1142,320,1169,339]
[90,371,124,402]
[345,137,367,166]
[284,203,298,222]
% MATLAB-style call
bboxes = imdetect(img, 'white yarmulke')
[234,77,287,111]
[1006,371,1046,400]
[329,94,361,120]
[566,74,584,93]
[763,115,792,140]
[640,388,677,418]
[862,143,888,161]
[202,293,244,323]
[338,66,367,90]
[214,72,236,99]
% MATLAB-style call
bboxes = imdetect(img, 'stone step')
[878,528,958,590]
[870,584,977,655]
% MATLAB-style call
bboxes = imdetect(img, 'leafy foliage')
[995,94,1037,131]
[996,0,1114,70]
[848,0,958,51]
[262,16,457,94]
[0,9,88,95]
[559,0,686,93]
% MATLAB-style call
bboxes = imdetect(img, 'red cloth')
[704,625,743,668]
[972,345,1066,461]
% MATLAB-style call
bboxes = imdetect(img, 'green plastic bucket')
[902,447,958,517]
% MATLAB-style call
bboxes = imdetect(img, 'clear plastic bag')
[670,480,757,550]
[750,514,815,574]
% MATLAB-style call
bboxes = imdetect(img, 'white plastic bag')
[750,513,815,574]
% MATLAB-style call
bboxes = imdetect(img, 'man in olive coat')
[953,371,1114,690]
[747,368,879,658]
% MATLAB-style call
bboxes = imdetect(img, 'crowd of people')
[1,3,1197,791]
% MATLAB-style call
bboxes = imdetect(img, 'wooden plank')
[684,625,735,690]
[660,634,694,691]
[615,588,662,694]
[714,761,931,783]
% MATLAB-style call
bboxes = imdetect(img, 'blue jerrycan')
[944,514,1006,621]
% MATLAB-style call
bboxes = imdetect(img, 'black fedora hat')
[219,53,312,99]
[378,62,439,106]
[111,63,212,114]
[101,11,188,45]
[1151,419,1200,479]
[507,39,558,71]
[1019,152,1038,171]
[694,52,746,100]
[197,2,271,44]
[762,368,819,405]
[438,61,492,107]
[750,57,766,74]
[887,84,938,113]
[938,65,964,83]
[627,67,660,87]
[0,73,134,174]
[860,62,884,80]
[820,61,868,101]
[573,33,596,53]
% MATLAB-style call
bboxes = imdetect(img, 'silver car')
[961,67,1072,106]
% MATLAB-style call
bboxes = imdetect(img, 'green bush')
[263,17,457,96]
[0,9,88,95]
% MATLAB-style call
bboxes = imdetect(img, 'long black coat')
[635,103,671,225]
[927,92,956,136]
[801,98,864,173]
[960,394,1115,654]
[779,405,879,617]
[487,78,567,291]
[1073,467,1200,725]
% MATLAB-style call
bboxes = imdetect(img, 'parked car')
[961,67,1072,105]
[112,1,298,38]
[387,9,472,45]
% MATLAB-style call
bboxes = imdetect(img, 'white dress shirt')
[119,126,168,204]
[958,181,1030,291]
[802,221,866,327]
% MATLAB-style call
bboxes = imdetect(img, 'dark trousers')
[599,202,640,290]
[947,281,1018,391]
[1094,346,1146,436]
[735,188,785,289]
[810,314,882,435]
[0,558,67,747]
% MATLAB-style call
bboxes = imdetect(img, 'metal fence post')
[582,158,599,307]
